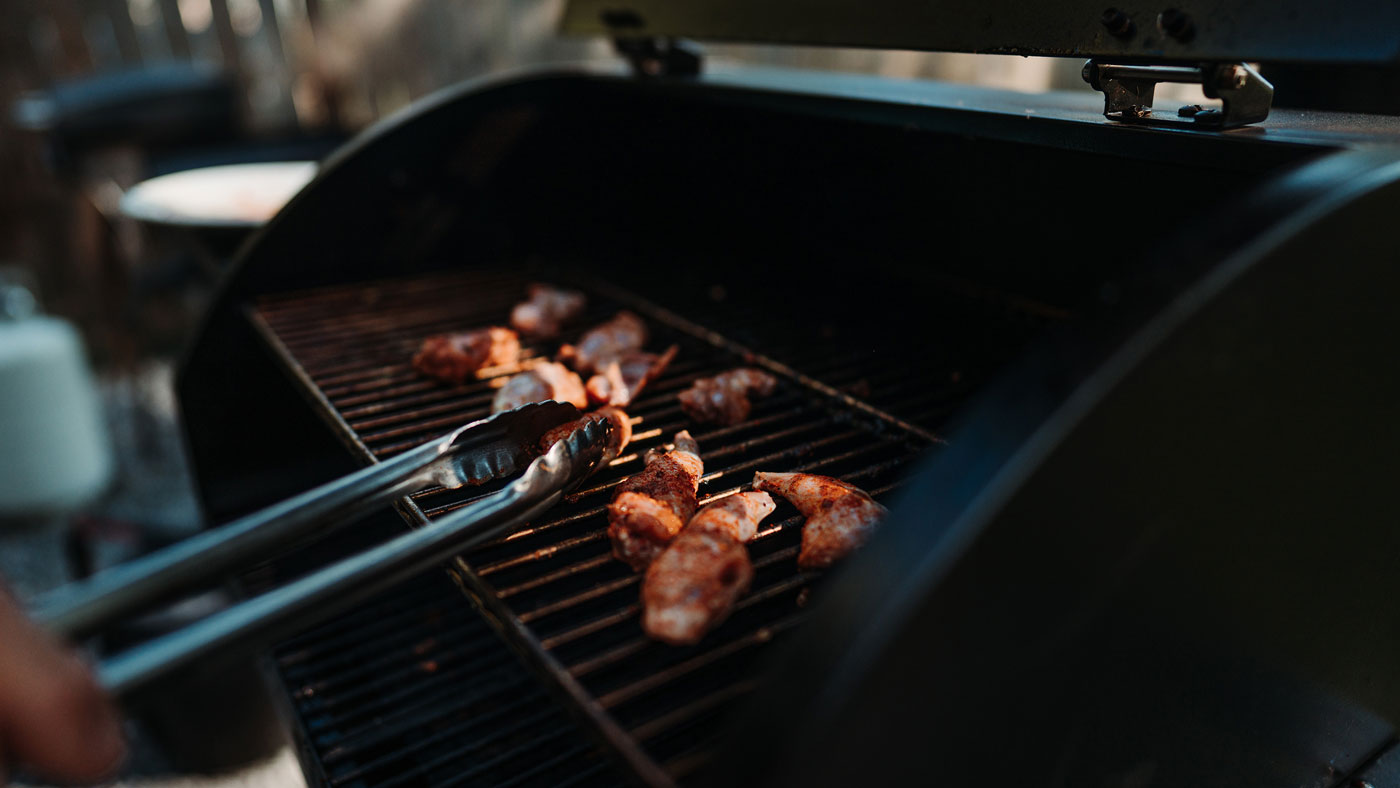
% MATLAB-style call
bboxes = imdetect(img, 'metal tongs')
[30,400,612,701]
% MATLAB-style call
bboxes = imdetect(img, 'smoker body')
[177,65,1400,786]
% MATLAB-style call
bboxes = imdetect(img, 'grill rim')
[248,270,946,786]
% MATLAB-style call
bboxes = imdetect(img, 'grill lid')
[561,0,1400,66]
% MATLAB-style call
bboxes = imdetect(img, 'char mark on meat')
[608,431,703,571]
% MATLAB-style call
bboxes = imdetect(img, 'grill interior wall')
[250,266,1058,785]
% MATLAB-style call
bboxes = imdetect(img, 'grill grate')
[250,267,1048,785]
[246,514,627,788]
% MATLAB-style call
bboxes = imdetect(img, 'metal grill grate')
[250,268,1044,785]
[245,512,627,788]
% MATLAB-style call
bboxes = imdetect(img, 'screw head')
[1157,8,1195,41]
[1101,7,1135,36]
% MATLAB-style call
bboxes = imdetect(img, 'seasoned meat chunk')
[608,431,703,571]
[585,345,678,407]
[642,492,775,645]
[510,284,586,338]
[753,472,887,569]
[491,362,587,413]
[413,327,520,384]
[677,368,778,426]
[537,405,633,465]
[559,311,647,375]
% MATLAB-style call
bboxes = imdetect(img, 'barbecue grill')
[171,3,1400,786]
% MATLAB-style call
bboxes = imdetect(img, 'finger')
[0,590,126,783]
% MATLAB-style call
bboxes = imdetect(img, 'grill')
[246,266,1034,784]
[171,23,1400,785]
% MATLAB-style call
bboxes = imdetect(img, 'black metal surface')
[561,0,1400,66]
[1351,740,1400,788]
[717,149,1400,787]
[249,269,969,783]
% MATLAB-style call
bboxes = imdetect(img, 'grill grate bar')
[316,671,536,760]
[496,554,616,599]
[518,575,640,624]
[662,749,714,783]
[627,679,762,744]
[539,603,643,651]
[361,716,575,788]
[304,644,514,714]
[291,621,487,695]
[564,569,810,681]
[327,706,558,785]
[274,585,451,657]
[315,666,532,744]
[432,730,584,788]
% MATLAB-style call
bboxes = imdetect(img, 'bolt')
[1158,8,1195,41]
[1101,7,1135,37]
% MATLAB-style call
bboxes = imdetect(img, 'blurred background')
[0,0,1092,377]
[0,2,1091,785]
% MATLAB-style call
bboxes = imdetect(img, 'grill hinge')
[1082,60,1274,129]
[613,36,703,78]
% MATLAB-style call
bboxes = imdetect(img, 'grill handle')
[98,415,611,702]
[31,400,580,640]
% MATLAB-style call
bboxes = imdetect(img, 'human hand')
[0,583,125,784]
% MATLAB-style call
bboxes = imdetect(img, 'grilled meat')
[642,492,775,645]
[538,405,632,464]
[491,362,588,413]
[608,431,704,571]
[753,472,888,569]
[559,311,647,375]
[510,284,586,338]
[678,368,778,426]
[585,345,679,407]
[413,327,520,384]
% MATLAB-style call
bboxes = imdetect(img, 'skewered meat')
[510,284,586,338]
[643,492,775,645]
[678,368,778,426]
[608,431,704,571]
[538,405,632,464]
[753,472,888,569]
[585,345,679,407]
[491,362,587,413]
[413,327,520,384]
[559,311,647,375]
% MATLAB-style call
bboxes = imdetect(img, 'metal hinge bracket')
[613,36,703,78]
[1082,61,1274,129]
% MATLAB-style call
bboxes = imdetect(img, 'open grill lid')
[561,0,1400,66]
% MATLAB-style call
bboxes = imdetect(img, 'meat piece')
[677,368,778,426]
[608,431,704,571]
[537,405,633,465]
[413,327,520,384]
[643,492,775,645]
[491,362,587,413]
[752,472,888,569]
[585,345,679,407]
[558,311,647,375]
[510,284,586,338]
